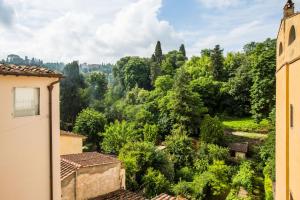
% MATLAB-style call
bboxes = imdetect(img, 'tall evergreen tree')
[154,41,163,63]
[179,44,187,59]
[211,45,225,81]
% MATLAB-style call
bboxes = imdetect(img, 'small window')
[289,26,296,45]
[290,104,294,128]
[14,88,40,117]
[279,42,283,56]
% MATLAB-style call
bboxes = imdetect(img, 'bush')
[198,143,230,163]
[200,115,224,145]
[232,161,255,193]
[143,124,159,144]
[73,108,106,151]
[165,126,195,168]
[101,120,141,154]
[142,168,171,198]
[176,167,194,182]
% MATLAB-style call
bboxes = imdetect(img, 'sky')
[0,0,299,63]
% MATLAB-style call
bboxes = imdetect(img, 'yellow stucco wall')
[0,75,61,200]
[60,135,83,155]
[61,163,125,200]
[276,13,300,200]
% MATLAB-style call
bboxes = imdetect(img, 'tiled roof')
[229,142,248,153]
[152,194,187,200]
[0,64,63,78]
[90,189,145,200]
[61,130,86,138]
[61,152,120,168]
[60,158,80,180]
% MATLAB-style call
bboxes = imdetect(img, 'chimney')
[284,0,295,18]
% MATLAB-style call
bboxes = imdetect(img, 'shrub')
[101,120,141,154]
[200,115,224,145]
[73,108,106,150]
[232,161,255,193]
[142,168,171,198]
[143,124,159,144]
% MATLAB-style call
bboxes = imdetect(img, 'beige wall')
[60,135,83,155]
[0,75,61,200]
[276,14,300,200]
[61,163,125,200]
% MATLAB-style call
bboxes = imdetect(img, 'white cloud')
[0,0,182,63]
[197,0,241,8]
[0,0,15,27]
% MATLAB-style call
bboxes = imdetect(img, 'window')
[14,88,40,117]
[289,26,296,45]
[279,42,283,56]
[290,104,294,128]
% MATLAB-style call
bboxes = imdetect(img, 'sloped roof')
[0,64,63,78]
[90,189,145,200]
[229,142,248,153]
[61,152,120,168]
[152,194,187,200]
[60,130,86,138]
[60,158,80,180]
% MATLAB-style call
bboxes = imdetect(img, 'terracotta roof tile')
[60,158,80,180]
[60,130,86,139]
[0,64,63,78]
[90,189,145,200]
[229,142,248,153]
[61,152,120,168]
[152,194,187,200]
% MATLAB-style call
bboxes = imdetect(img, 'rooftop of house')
[61,152,120,168]
[60,130,86,139]
[152,194,187,200]
[91,189,145,200]
[60,158,80,180]
[0,64,63,78]
[229,142,249,153]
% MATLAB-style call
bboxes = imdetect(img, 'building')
[60,130,86,155]
[60,152,126,200]
[276,1,300,199]
[229,142,248,159]
[0,64,63,200]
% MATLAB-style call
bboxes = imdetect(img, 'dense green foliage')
[73,108,106,151]
[60,39,276,199]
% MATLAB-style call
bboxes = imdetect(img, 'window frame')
[13,87,41,118]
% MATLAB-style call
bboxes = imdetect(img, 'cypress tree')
[154,41,163,63]
[179,44,186,58]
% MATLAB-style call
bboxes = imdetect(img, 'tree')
[200,115,224,145]
[119,141,174,191]
[60,61,88,129]
[159,67,207,133]
[179,44,187,58]
[165,126,194,168]
[87,72,108,111]
[249,39,276,122]
[142,168,171,198]
[154,41,163,63]
[161,51,186,75]
[73,108,106,151]
[124,57,152,91]
[211,45,225,81]
[101,120,141,154]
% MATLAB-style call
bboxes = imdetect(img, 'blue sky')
[0,0,298,63]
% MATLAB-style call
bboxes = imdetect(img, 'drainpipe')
[48,79,61,200]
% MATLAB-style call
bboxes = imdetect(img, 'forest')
[60,39,276,200]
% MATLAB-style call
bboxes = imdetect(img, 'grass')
[222,118,271,133]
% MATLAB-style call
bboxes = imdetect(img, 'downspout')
[48,79,61,200]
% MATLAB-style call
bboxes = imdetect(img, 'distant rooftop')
[91,189,145,200]
[61,152,120,168]
[60,130,86,138]
[229,142,249,153]
[0,64,63,78]
[152,194,187,200]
